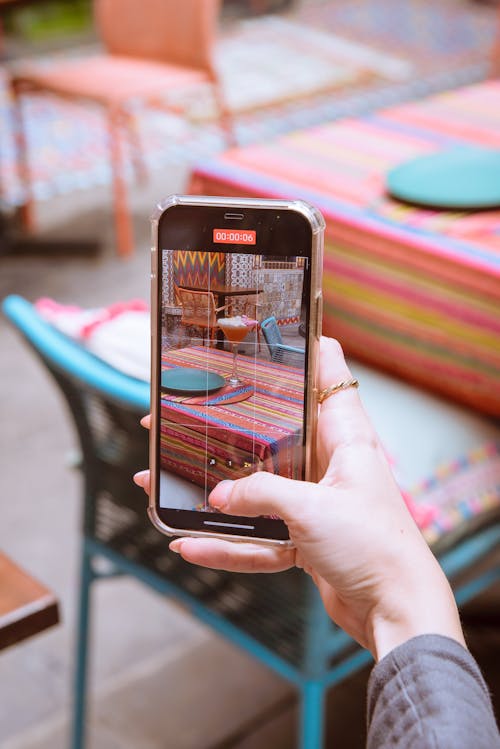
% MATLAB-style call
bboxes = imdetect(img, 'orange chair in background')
[9,0,231,257]
[177,287,227,344]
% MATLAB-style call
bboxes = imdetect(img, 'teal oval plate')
[387,148,500,209]
[161,367,225,395]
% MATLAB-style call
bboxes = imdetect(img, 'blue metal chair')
[3,293,500,749]
[261,316,305,366]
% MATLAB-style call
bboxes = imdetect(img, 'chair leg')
[71,542,94,749]
[212,81,236,148]
[9,80,35,230]
[124,111,147,185]
[300,681,325,749]
[107,107,134,257]
[209,326,217,348]
[256,324,261,353]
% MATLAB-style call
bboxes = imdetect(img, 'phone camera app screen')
[159,241,309,513]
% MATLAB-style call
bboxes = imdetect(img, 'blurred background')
[1,1,499,747]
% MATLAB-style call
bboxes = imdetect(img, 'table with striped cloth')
[189,81,500,416]
[160,346,304,489]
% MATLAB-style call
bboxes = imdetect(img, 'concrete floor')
[1,164,499,748]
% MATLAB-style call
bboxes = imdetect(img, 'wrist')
[367,564,466,661]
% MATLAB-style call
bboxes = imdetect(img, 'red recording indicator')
[213,229,256,245]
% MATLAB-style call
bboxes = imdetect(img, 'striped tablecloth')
[160,346,304,489]
[190,81,500,416]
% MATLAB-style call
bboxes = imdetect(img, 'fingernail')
[133,470,148,485]
[209,479,234,509]
[170,540,183,554]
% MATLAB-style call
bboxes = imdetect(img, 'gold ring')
[317,378,359,404]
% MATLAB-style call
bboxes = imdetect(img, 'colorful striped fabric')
[416,441,500,548]
[160,346,304,489]
[190,81,500,415]
[173,251,226,289]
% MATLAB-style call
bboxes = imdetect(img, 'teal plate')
[161,367,225,395]
[387,148,500,210]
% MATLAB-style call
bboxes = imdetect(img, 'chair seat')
[13,54,210,105]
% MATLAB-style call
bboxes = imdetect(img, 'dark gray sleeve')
[367,634,500,749]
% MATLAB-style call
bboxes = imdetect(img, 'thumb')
[209,472,317,523]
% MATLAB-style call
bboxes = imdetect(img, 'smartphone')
[149,195,324,545]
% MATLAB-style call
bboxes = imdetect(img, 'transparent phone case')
[149,195,325,545]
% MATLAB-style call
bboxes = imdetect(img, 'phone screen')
[154,204,314,540]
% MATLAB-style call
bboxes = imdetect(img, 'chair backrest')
[261,315,282,344]
[177,288,218,328]
[94,0,221,74]
[261,315,305,366]
[261,316,283,360]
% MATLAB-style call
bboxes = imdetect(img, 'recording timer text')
[213,229,256,245]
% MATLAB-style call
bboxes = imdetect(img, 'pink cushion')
[14,54,209,104]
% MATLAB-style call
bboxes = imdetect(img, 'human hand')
[134,338,465,660]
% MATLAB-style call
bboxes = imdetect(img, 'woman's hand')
[134,338,465,660]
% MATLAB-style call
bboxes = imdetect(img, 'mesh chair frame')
[261,315,305,366]
[3,294,500,749]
